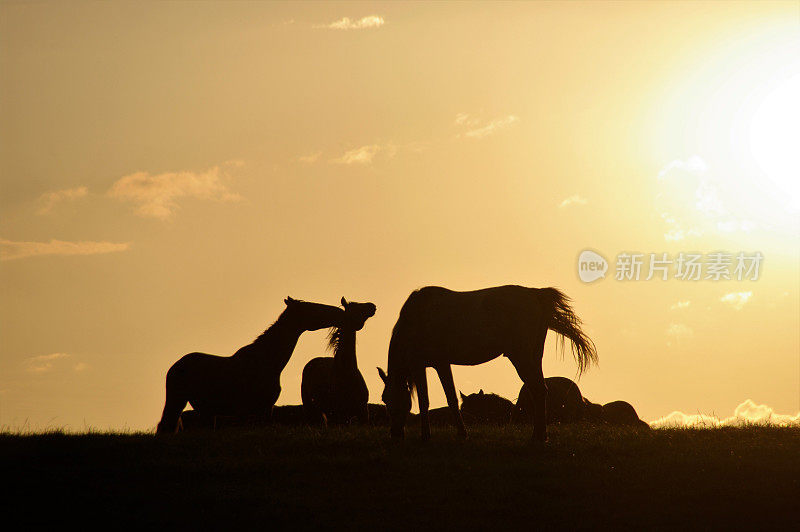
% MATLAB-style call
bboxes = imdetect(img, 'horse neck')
[333,329,358,374]
[242,315,304,371]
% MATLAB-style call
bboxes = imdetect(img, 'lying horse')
[156,297,348,434]
[301,298,377,424]
[515,376,586,424]
[379,285,597,442]
[459,390,514,425]
[601,400,650,429]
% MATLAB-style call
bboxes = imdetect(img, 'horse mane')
[327,326,346,355]
[253,312,289,344]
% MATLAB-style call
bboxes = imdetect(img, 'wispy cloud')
[454,113,480,127]
[559,195,588,208]
[650,399,800,428]
[666,322,693,339]
[23,353,69,373]
[656,155,757,241]
[331,145,381,165]
[720,291,752,310]
[0,238,130,261]
[670,300,691,310]
[317,15,385,30]
[330,143,399,166]
[298,151,322,165]
[462,115,519,139]
[37,187,88,215]
[108,165,241,220]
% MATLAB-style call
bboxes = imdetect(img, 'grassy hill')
[2,424,798,529]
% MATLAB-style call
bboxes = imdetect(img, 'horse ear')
[460,391,467,402]
[285,296,295,305]
[377,367,388,383]
[341,297,348,307]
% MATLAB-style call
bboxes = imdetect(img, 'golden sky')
[1,1,798,430]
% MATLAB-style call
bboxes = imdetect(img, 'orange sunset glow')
[1,1,798,432]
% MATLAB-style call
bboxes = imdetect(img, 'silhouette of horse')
[156,297,347,434]
[378,285,597,442]
[601,400,650,429]
[514,376,586,424]
[460,390,514,425]
[301,298,377,425]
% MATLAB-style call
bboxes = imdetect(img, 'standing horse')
[156,297,347,434]
[378,285,597,442]
[301,298,377,424]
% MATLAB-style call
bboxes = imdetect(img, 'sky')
[1,1,798,431]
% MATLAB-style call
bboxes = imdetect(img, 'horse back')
[392,285,546,357]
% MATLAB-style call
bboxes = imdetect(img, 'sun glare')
[656,20,800,230]
[749,74,800,211]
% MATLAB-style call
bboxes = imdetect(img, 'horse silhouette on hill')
[378,285,597,442]
[516,377,648,428]
[301,298,376,424]
[156,297,349,434]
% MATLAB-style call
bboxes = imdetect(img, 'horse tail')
[540,287,598,376]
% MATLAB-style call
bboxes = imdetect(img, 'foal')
[301,298,376,424]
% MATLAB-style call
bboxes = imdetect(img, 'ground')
[2,425,798,529]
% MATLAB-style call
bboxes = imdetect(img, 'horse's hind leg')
[436,364,467,439]
[414,367,431,441]
[508,351,548,443]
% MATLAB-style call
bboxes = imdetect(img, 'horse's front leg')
[414,367,431,441]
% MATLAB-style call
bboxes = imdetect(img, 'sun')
[749,74,800,212]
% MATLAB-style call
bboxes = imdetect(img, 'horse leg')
[508,351,547,443]
[436,364,467,439]
[157,389,187,435]
[414,367,431,441]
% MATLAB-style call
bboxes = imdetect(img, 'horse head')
[378,366,411,439]
[340,297,377,331]
[283,296,346,332]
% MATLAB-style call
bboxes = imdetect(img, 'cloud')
[0,238,130,261]
[23,353,88,374]
[656,155,757,240]
[462,115,519,139]
[330,144,399,166]
[24,353,70,373]
[720,291,752,310]
[298,151,322,165]
[559,195,588,208]
[649,399,800,428]
[666,322,693,339]
[108,165,241,220]
[331,145,381,165]
[318,15,385,30]
[454,113,480,127]
[670,300,691,310]
[37,187,88,215]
